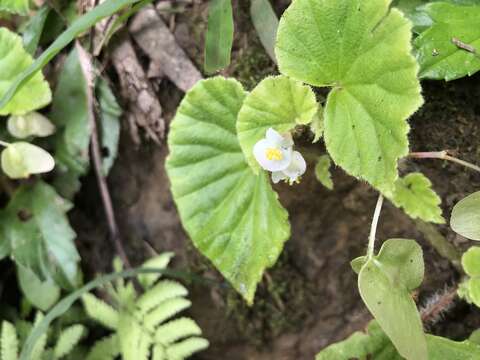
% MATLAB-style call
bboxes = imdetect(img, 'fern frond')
[166,337,209,360]
[82,293,119,330]
[137,280,188,315]
[1,321,18,360]
[139,252,175,289]
[85,335,120,360]
[144,298,191,332]
[118,313,151,360]
[155,318,201,346]
[152,345,166,360]
[31,313,47,360]
[53,324,85,359]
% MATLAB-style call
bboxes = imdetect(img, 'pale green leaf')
[310,111,324,143]
[166,337,209,360]
[53,324,85,359]
[86,335,120,360]
[155,318,201,346]
[1,142,54,179]
[451,191,480,240]
[144,297,192,332]
[96,78,121,176]
[317,320,480,360]
[250,0,278,62]
[204,0,233,73]
[462,246,480,276]
[414,2,480,81]
[8,112,56,139]
[118,313,151,360]
[0,0,29,16]
[461,247,480,307]
[82,293,119,330]
[137,280,188,315]
[0,28,51,115]
[22,6,50,55]
[358,239,427,360]
[314,155,333,190]
[237,75,317,172]
[138,252,174,289]
[388,172,444,223]
[166,77,290,303]
[276,0,423,194]
[17,264,60,311]
[1,321,18,360]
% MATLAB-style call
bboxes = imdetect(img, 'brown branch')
[75,41,131,268]
[420,285,458,326]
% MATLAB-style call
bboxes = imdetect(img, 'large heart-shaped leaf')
[275,0,423,194]
[451,191,480,240]
[0,28,51,115]
[414,2,480,81]
[237,75,318,172]
[388,172,444,224]
[358,239,427,360]
[166,77,290,304]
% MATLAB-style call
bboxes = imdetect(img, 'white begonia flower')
[271,151,307,184]
[7,112,55,139]
[253,128,293,172]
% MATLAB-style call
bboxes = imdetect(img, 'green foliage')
[250,0,278,62]
[166,77,290,304]
[17,264,60,311]
[0,0,29,16]
[355,239,427,360]
[0,0,144,111]
[451,191,480,240]
[0,316,85,360]
[204,0,233,73]
[83,254,208,360]
[0,181,79,306]
[22,6,50,55]
[414,2,480,81]
[314,155,333,190]
[316,320,480,359]
[96,78,121,176]
[0,28,51,115]
[459,247,480,306]
[388,172,444,223]
[276,0,423,195]
[237,75,318,172]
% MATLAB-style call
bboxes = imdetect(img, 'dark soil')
[72,1,480,359]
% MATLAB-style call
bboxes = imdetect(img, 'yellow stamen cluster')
[266,148,283,161]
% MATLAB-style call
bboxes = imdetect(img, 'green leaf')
[138,252,174,289]
[314,155,333,190]
[0,0,29,15]
[165,337,209,360]
[0,0,143,111]
[204,0,233,73]
[22,6,51,55]
[117,313,151,360]
[451,191,480,240]
[17,264,60,311]
[82,293,119,330]
[276,0,423,194]
[5,181,79,287]
[51,47,91,199]
[463,247,480,276]
[96,78,121,176]
[166,77,290,303]
[1,321,18,360]
[237,75,317,172]
[388,172,444,223]
[86,335,120,360]
[1,142,55,179]
[310,111,324,143]
[358,239,427,360]
[250,0,278,62]
[414,2,480,81]
[317,320,480,360]
[461,247,480,307]
[53,324,85,359]
[0,28,51,115]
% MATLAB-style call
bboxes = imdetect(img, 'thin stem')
[410,151,480,173]
[0,140,10,147]
[367,194,384,260]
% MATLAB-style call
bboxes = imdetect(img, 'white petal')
[1,142,54,179]
[272,171,287,184]
[283,151,307,181]
[253,139,292,172]
[266,128,284,146]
